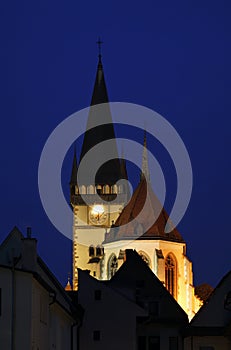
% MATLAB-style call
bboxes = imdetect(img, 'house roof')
[188,270,231,330]
[108,249,188,323]
[104,179,184,243]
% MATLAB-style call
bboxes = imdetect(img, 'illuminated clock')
[89,205,107,225]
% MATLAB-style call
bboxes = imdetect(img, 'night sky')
[0,1,229,288]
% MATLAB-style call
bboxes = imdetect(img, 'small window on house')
[148,336,160,350]
[137,336,146,350]
[93,271,96,277]
[94,290,101,301]
[169,337,178,350]
[93,330,100,341]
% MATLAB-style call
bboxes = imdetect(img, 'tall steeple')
[140,130,150,182]
[79,43,123,186]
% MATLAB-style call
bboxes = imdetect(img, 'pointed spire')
[90,39,108,106]
[120,144,128,180]
[69,145,78,185]
[65,273,72,291]
[120,157,128,181]
[140,130,150,182]
[120,146,130,200]
[79,44,123,186]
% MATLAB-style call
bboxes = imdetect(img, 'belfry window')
[165,254,177,298]
[89,245,95,257]
[96,245,103,256]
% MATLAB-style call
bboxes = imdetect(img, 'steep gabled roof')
[104,179,184,243]
[108,249,188,323]
[0,226,24,265]
[188,270,231,330]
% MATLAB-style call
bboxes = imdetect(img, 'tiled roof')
[104,179,184,243]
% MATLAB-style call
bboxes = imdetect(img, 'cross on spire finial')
[96,37,103,57]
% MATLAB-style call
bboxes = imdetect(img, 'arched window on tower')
[80,185,86,194]
[96,245,104,256]
[89,245,95,257]
[87,185,95,194]
[165,254,177,299]
[111,185,117,194]
[108,254,118,279]
[103,185,110,194]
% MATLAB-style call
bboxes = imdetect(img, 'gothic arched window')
[165,254,177,298]
[138,251,151,267]
[108,254,118,279]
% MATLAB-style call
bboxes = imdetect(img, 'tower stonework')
[70,54,128,290]
[70,53,201,319]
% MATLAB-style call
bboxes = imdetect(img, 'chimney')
[21,227,37,271]
[125,249,135,261]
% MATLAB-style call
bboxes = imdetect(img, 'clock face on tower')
[89,204,108,225]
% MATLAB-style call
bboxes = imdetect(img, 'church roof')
[104,178,184,243]
[90,55,109,106]
[79,54,123,186]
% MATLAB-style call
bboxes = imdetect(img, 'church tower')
[70,50,128,290]
[70,47,201,319]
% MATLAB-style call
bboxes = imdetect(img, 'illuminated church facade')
[69,51,201,320]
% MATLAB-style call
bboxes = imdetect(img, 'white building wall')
[0,267,75,350]
[78,270,146,350]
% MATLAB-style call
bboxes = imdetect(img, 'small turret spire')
[120,146,130,200]
[70,145,78,186]
[140,130,150,182]
[65,273,72,291]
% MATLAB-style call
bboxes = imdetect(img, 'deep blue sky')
[0,1,229,288]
